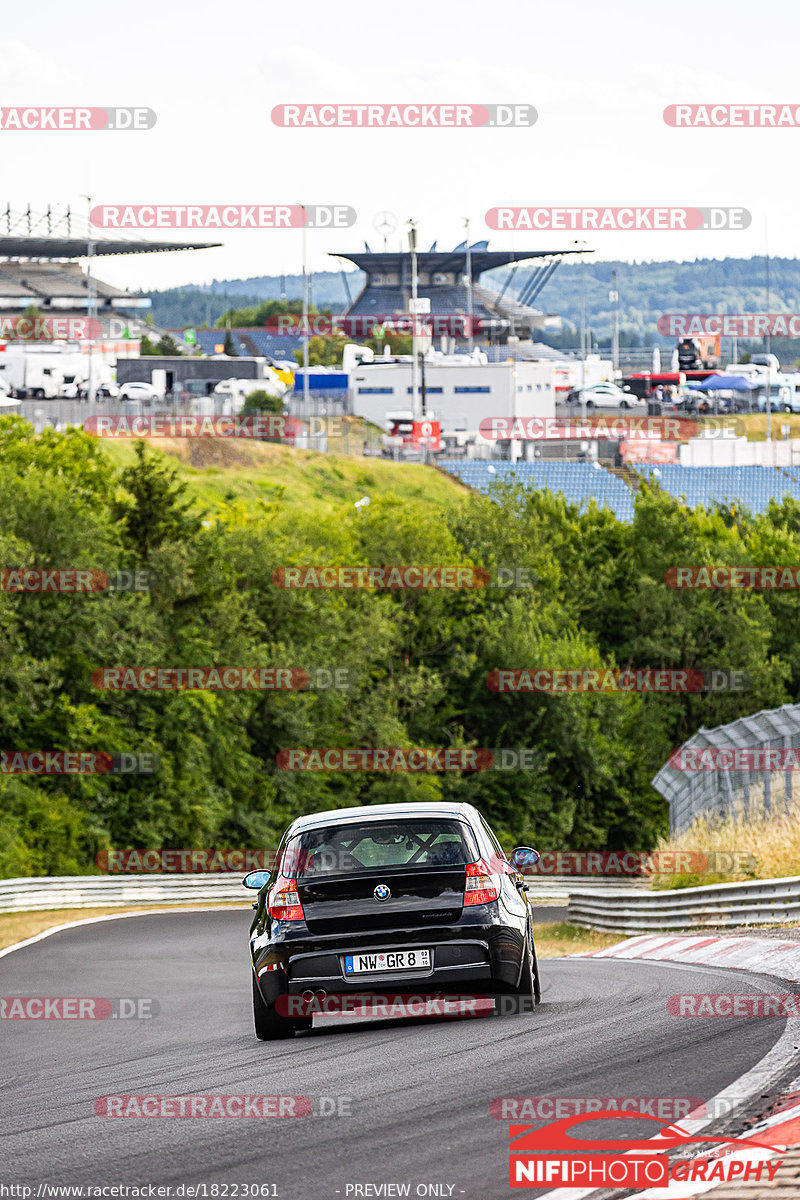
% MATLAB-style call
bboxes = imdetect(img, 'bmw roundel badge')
[374,883,391,902]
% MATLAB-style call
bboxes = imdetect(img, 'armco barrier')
[0,873,647,914]
[0,874,248,913]
[568,874,800,932]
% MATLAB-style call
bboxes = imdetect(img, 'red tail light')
[464,858,501,906]
[267,877,305,921]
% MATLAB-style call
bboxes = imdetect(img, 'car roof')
[286,802,479,835]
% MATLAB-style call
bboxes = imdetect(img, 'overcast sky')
[2,0,798,295]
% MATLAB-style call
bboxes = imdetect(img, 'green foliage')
[2,415,800,876]
[154,334,181,356]
[242,390,284,416]
[215,298,307,329]
[112,441,204,562]
[293,336,342,367]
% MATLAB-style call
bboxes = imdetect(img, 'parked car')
[118,381,163,404]
[566,383,645,409]
[243,801,541,1040]
[76,383,120,401]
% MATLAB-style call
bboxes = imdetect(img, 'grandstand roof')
[0,236,221,259]
[336,247,582,276]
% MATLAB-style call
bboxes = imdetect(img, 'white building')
[350,351,557,451]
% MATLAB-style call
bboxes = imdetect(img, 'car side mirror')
[509,846,540,870]
[242,869,271,890]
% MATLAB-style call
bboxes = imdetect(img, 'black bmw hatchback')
[243,801,541,1039]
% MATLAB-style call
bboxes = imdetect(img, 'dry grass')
[534,922,622,957]
[99,438,468,518]
[726,413,800,442]
[0,902,246,953]
[649,796,800,889]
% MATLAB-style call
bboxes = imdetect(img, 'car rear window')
[282,819,476,878]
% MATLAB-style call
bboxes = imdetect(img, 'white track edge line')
[535,959,800,1200]
[0,905,246,961]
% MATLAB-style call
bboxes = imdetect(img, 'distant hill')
[149,273,362,329]
[149,257,800,348]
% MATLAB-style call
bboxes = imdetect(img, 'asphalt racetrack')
[0,910,790,1199]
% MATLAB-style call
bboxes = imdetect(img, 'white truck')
[0,343,86,398]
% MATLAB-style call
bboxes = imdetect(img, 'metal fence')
[652,702,800,837]
[0,874,250,913]
[568,874,800,932]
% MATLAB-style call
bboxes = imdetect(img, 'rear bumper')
[252,918,525,1007]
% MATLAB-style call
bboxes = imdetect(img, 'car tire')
[252,972,295,1040]
[585,400,595,409]
[492,924,538,1016]
[619,399,629,409]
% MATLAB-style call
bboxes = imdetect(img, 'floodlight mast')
[408,220,419,422]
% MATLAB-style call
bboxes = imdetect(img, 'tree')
[293,335,341,367]
[223,330,238,357]
[242,389,284,416]
[155,334,181,356]
[215,298,306,328]
[19,303,45,325]
[365,332,412,356]
[139,334,157,356]
[112,441,204,562]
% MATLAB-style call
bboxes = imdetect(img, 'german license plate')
[344,948,431,974]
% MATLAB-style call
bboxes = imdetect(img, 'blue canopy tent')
[684,373,757,413]
[687,374,754,392]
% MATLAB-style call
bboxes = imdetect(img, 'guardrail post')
[784,735,793,816]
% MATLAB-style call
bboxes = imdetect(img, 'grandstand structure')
[192,328,302,361]
[439,460,636,522]
[337,242,581,345]
[187,243,582,363]
[438,460,800,522]
[637,464,800,513]
[0,204,220,338]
